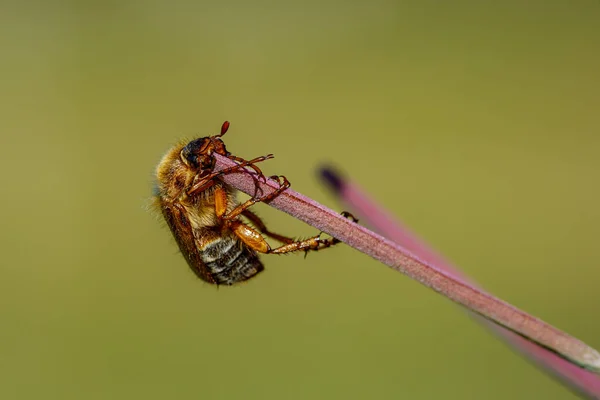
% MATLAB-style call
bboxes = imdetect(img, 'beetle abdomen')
[199,236,264,285]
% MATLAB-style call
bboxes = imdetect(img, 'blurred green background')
[1,1,599,399]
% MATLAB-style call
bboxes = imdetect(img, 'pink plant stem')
[320,167,600,398]
[213,154,600,377]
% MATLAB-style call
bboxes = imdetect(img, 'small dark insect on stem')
[213,153,600,376]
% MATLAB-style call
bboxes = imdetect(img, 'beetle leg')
[222,175,290,221]
[187,154,273,196]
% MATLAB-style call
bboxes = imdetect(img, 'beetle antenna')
[217,121,230,137]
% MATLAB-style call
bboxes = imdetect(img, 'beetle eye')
[179,147,196,168]
[179,149,193,167]
[180,138,209,168]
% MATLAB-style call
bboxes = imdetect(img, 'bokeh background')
[1,1,599,399]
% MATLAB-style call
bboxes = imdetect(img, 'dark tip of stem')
[318,166,345,193]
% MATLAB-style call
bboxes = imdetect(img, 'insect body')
[154,122,348,285]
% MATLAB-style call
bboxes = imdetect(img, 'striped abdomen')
[199,236,264,285]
